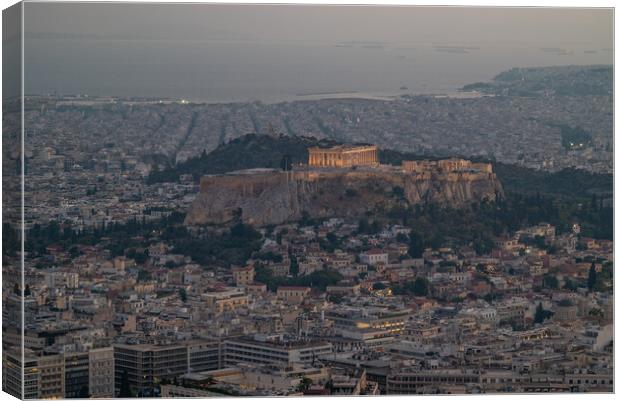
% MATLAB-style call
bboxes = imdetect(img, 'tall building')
[64,351,90,398]
[38,353,65,399]
[2,348,36,399]
[187,341,222,373]
[2,346,114,399]
[308,145,378,168]
[113,341,221,395]
[114,343,188,395]
[89,347,115,398]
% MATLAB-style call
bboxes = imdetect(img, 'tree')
[372,282,387,291]
[280,154,292,171]
[408,232,424,258]
[231,208,243,224]
[297,377,313,392]
[300,211,313,227]
[534,302,545,324]
[369,220,381,234]
[589,308,603,318]
[534,302,553,324]
[542,274,559,289]
[588,262,597,292]
[412,277,429,297]
[392,186,405,199]
[563,278,578,291]
[357,218,370,234]
[289,254,299,276]
[69,246,81,258]
[133,251,148,264]
[179,288,188,303]
[24,285,31,297]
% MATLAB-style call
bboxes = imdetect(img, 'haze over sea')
[25,38,612,103]
[14,4,613,103]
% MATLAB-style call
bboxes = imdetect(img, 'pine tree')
[408,232,424,258]
[280,154,292,171]
[588,262,597,292]
[534,302,545,324]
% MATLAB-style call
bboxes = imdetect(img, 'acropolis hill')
[185,145,503,227]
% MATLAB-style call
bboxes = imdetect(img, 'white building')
[359,249,388,266]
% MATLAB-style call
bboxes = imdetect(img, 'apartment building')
[203,288,249,313]
[89,347,115,398]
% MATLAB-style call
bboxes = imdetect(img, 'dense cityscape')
[2,69,614,398]
[1,3,615,399]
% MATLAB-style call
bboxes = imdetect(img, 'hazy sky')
[23,3,612,45]
[10,3,614,101]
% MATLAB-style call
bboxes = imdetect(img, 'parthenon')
[308,145,378,168]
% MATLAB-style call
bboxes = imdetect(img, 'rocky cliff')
[185,166,504,227]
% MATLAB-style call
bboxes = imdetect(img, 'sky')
[5,2,614,101]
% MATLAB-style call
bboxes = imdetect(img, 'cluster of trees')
[11,212,268,271]
[357,217,382,235]
[550,124,593,150]
[7,212,186,264]
[171,223,263,267]
[254,264,343,292]
[534,302,554,324]
[385,190,611,260]
[493,164,611,201]
[147,134,339,184]
[392,277,430,297]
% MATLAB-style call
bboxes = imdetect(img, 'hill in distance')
[148,133,611,201]
[461,65,612,97]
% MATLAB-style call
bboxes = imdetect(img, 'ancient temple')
[308,145,378,168]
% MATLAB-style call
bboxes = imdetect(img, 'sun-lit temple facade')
[308,145,378,168]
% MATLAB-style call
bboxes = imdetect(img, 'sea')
[24,38,613,104]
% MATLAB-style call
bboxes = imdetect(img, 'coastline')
[25,87,490,107]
